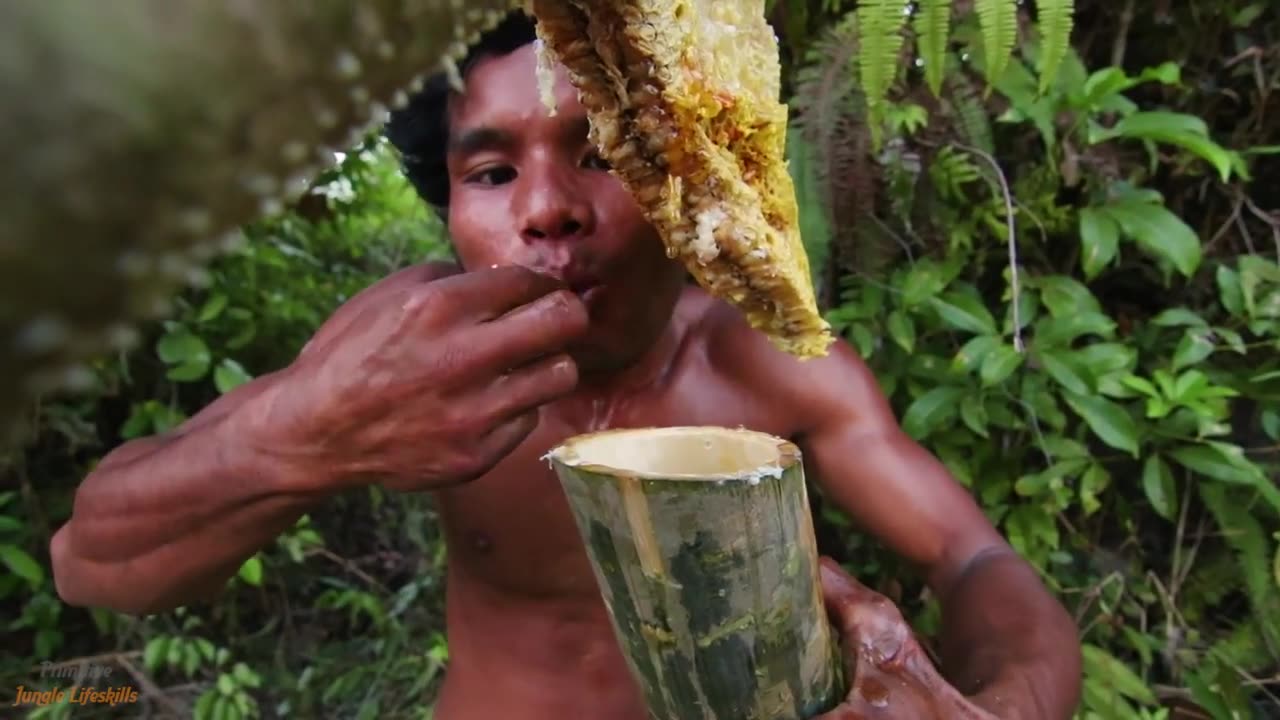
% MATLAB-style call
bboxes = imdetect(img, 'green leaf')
[975,0,1018,85]
[857,0,911,148]
[1274,544,1279,590]
[1080,68,1133,107]
[1151,308,1207,327]
[1002,284,1039,334]
[886,310,916,353]
[846,322,876,359]
[1081,644,1158,705]
[1142,455,1178,521]
[1063,391,1139,457]
[1016,459,1087,498]
[157,328,212,382]
[1169,442,1262,485]
[1037,276,1102,318]
[901,260,949,307]
[214,359,253,395]
[237,555,263,586]
[1078,208,1119,279]
[1079,463,1108,516]
[1175,442,1280,515]
[1172,328,1215,370]
[930,290,998,335]
[914,0,951,96]
[233,662,261,688]
[960,394,990,438]
[953,335,1001,374]
[145,636,172,674]
[1120,374,1160,398]
[168,359,211,382]
[1100,199,1202,277]
[902,386,966,439]
[183,641,202,677]
[1217,265,1245,317]
[980,344,1023,386]
[0,544,44,586]
[1033,312,1117,347]
[1034,0,1074,95]
[1036,351,1091,395]
[1093,111,1238,181]
[197,293,229,323]
[1262,409,1280,441]
[1075,343,1136,376]
[157,327,210,365]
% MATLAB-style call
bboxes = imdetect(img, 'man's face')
[444,43,687,375]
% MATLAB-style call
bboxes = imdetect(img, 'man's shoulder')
[692,289,858,379]
[689,288,889,432]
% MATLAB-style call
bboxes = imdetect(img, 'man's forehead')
[447,43,584,126]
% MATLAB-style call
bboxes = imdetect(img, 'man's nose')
[517,166,595,242]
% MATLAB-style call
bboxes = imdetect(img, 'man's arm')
[788,341,1081,719]
[51,262,587,616]
[50,263,455,615]
[716,312,1081,719]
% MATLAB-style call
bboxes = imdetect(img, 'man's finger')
[477,353,579,420]
[406,265,567,323]
[474,409,541,468]
[819,556,875,627]
[462,289,590,376]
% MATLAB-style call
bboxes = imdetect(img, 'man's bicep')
[790,345,1006,592]
[801,422,998,578]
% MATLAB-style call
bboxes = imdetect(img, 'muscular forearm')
[936,548,1082,719]
[51,379,335,615]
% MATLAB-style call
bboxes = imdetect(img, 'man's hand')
[816,557,1001,720]
[247,264,588,492]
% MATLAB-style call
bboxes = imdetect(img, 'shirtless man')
[49,12,1081,720]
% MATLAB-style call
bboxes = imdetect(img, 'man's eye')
[467,166,517,185]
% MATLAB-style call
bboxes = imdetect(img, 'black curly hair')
[383,11,539,219]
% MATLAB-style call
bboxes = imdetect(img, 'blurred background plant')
[2,1,1278,718]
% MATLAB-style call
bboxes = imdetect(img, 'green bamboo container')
[546,426,845,720]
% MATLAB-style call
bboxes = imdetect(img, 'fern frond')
[1208,618,1275,672]
[1179,549,1238,622]
[975,0,1019,86]
[1200,484,1280,663]
[1035,0,1075,94]
[946,69,995,155]
[857,0,911,148]
[791,12,898,285]
[914,0,952,97]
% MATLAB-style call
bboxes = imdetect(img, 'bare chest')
[431,368,797,599]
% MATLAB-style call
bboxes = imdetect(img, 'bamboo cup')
[546,426,845,720]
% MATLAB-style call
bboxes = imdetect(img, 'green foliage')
[794,2,1280,718]
[3,3,1279,719]
[0,136,454,717]
[812,0,1079,148]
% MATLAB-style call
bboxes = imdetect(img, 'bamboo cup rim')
[545,425,801,481]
